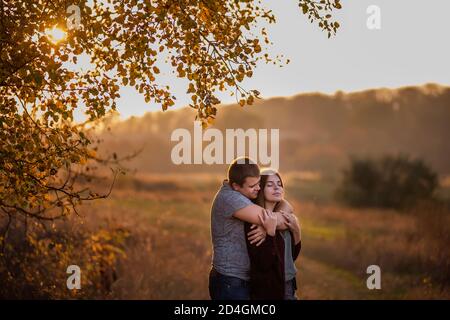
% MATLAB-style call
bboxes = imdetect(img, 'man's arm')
[277,199,294,213]
[233,202,290,231]
[233,204,264,225]
[273,199,294,230]
[274,211,288,230]
[234,206,276,237]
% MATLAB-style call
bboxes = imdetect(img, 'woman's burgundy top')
[244,222,302,300]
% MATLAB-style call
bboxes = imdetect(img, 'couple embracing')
[209,157,302,300]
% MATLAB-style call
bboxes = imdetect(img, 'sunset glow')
[45,26,66,44]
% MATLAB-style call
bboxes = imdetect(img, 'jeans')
[209,268,250,300]
[284,278,298,300]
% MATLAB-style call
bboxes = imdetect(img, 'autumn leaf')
[0,0,341,225]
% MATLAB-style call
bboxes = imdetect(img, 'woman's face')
[263,174,284,203]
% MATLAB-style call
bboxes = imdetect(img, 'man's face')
[232,176,261,199]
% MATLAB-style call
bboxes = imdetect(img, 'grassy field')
[75,173,450,299]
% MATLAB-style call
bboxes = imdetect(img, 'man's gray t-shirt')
[211,180,253,281]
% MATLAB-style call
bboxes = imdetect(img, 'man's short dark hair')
[227,157,260,187]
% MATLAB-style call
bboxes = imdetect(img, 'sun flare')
[45,26,66,44]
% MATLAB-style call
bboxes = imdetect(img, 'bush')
[0,216,129,299]
[336,154,438,209]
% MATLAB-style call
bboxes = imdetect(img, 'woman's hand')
[282,212,301,244]
[247,224,267,246]
[259,209,277,237]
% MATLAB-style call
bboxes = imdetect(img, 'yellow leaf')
[87,149,97,157]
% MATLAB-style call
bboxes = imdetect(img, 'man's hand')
[275,210,289,230]
[282,211,301,244]
[247,224,267,246]
[278,199,294,213]
[259,209,277,237]
[273,199,294,230]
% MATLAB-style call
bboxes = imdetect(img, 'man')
[208,157,292,300]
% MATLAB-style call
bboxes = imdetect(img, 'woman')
[244,168,302,300]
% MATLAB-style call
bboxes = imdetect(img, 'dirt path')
[298,256,370,299]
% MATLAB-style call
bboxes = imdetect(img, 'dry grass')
[295,201,450,299]
[3,173,449,299]
[70,173,450,299]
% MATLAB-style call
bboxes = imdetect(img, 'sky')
[78,0,450,120]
